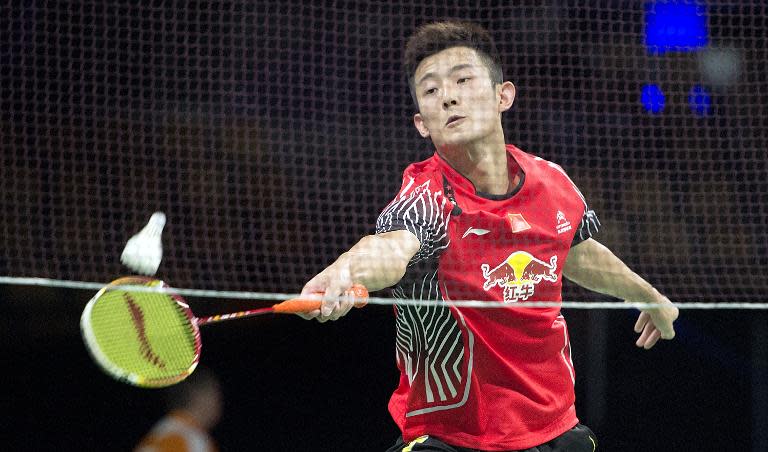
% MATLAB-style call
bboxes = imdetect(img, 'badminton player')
[300,20,678,451]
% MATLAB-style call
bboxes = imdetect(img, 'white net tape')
[1,276,764,310]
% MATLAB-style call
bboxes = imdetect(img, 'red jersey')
[375,144,600,451]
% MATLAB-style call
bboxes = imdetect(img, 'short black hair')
[404,21,503,106]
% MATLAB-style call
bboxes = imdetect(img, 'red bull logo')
[481,251,558,302]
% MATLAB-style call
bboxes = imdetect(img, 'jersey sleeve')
[375,172,452,264]
[571,207,601,246]
[545,159,602,247]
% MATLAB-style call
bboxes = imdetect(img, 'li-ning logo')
[462,227,490,238]
[481,251,558,303]
[556,210,572,234]
[124,293,166,369]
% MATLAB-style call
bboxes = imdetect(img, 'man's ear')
[498,81,516,113]
[413,113,430,138]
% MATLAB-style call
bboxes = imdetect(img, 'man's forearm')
[330,232,418,292]
[564,239,664,303]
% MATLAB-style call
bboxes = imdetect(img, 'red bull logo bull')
[481,251,558,303]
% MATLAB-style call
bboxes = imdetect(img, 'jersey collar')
[433,145,525,200]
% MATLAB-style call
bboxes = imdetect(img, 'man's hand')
[297,231,420,323]
[633,296,679,349]
[297,257,357,323]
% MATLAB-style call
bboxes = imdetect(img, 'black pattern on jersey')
[376,178,450,264]
[392,269,466,408]
[575,209,601,242]
[376,174,467,413]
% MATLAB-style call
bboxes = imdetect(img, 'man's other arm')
[563,238,679,349]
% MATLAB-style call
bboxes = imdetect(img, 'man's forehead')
[415,47,483,81]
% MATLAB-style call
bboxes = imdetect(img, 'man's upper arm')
[348,230,421,290]
[563,238,612,282]
[375,174,450,265]
[564,237,594,276]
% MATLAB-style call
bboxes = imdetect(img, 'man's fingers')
[296,310,320,320]
[634,311,649,333]
[328,294,354,321]
[320,285,348,320]
[297,282,356,322]
[327,300,355,321]
[327,299,345,321]
[635,319,674,349]
[319,284,359,321]
[320,299,339,318]
[636,322,654,347]
[643,329,662,349]
[633,298,678,348]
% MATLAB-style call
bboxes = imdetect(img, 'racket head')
[80,276,201,388]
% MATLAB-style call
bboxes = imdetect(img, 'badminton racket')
[80,276,368,388]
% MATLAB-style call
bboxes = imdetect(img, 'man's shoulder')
[508,143,555,167]
[507,144,571,179]
[403,153,440,178]
[398,153,444,190]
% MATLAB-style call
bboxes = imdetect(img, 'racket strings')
[87,288,199,386]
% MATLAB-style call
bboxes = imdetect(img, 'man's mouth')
[446,115,465,126]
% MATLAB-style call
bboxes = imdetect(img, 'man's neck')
[438,138,511,195]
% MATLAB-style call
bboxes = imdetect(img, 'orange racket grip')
[271,284,369,314]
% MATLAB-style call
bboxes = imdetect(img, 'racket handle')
[272,284,368,314]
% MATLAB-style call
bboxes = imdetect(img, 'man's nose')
[442,97,458,109]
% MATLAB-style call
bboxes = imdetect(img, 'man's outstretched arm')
[299,230,421,322]
[562,238,679,349]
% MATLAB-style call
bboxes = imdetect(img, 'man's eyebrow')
[417,64,476,85]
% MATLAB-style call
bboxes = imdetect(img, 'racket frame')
[80,276,202,388]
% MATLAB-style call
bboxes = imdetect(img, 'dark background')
[1,1,766,450]
[3,286,766,451]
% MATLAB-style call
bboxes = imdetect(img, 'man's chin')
[435,134,476,150]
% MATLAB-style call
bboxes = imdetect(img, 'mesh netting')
[1,1,766,300]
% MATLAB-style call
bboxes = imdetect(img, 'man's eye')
[424,88,437,95]
[458,77,470,84]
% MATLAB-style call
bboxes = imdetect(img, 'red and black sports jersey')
[375,144,600,451]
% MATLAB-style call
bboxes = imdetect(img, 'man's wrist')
[646,290,668,304]
[620,286,666,305]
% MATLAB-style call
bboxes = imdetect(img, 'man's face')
[412,46,512,149]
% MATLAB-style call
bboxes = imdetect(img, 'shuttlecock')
[120,212,166,275]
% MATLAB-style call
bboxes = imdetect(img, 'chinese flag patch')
[507,213,531,233]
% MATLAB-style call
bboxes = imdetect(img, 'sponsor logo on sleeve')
[556,210,572,234]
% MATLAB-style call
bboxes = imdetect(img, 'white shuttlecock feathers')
[120,212,166,275]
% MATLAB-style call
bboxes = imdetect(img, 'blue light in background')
[645,1,709,55]
[689,84,712,116]
[641,84,665,114]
